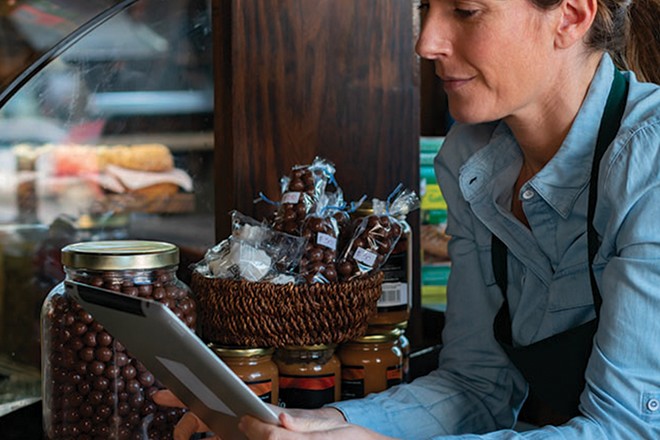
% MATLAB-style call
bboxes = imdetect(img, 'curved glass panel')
[0,0,214,416]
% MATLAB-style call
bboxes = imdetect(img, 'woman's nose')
[415,14,452,60]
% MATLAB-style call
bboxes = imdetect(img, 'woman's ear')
[555,0,598,48]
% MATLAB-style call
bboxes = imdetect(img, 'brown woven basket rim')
[191,270,383,347]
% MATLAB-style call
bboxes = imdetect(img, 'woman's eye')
[454,8,478,18]
[417,2,430,11]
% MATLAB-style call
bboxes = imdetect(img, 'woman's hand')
[153,389,394,440]
[239,410,397,439]
[152,389,219,440]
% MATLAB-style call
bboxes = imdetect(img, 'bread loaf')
[97,144,174,172]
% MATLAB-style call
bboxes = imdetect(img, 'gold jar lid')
[282,344,335,351]
[350,330,400,344]
[366,321,408,334]
[61,240,179,270]
[209,344,274,358]
[352,201,374,217]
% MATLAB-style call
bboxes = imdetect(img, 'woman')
[155,0,660,437]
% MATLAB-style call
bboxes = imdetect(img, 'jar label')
[387,365,403,388]
[282,192,301,204]
[378,282,409,308]
[246,379,274,404]
[279,374,336,409]
[340,366,365,400]
[381,251,407,283]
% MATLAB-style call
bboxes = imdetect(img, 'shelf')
[93,192,195,214]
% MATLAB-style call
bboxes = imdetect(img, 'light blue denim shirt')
[330,54,660,439]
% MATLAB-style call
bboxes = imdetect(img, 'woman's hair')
[531,0,660,83]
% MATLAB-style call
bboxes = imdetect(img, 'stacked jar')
[210,345,279,405]
[366,321,411,384]
[41,240,196,440]
[274,345,341,409]
[337,330,403,400]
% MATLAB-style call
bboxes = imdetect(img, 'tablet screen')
[64,280,280,439]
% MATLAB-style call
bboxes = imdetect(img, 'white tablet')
[64,280,281,440]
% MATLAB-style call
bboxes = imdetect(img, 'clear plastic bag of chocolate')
[271,157,336,235]
[194,211,306,284]
[41,240,196,440]
[299,204,342,284]
[231,210,306,274]
[337,185,419,281]
[298,184,365,284]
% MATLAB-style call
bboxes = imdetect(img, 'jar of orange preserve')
[338,330,402,400]
[210,345,279,405]
[274,345,341,408]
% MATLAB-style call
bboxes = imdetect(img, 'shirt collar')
[530,53,614,218]
[460,54,616,219]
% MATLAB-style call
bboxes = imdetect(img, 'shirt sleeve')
[328,125,528,437]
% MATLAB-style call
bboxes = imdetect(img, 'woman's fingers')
[279,411,347,432]
[151,391,217,440]
[240,414,289,439]
[152,389,186,408]
[173,411,215,440]
[239,412,348,439]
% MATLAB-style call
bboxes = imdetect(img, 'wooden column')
[212,0,421,326]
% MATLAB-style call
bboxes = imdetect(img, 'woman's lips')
[441,76,474,91]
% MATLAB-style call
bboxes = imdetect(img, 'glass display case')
[0,0,215,417]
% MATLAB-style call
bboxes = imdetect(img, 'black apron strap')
[588,68,629,316]
[491,68,629,419]
[491,234,511,344]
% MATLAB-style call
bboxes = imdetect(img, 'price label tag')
[316,233,337,250]
[281,192,301,204]
[353,247,377,267]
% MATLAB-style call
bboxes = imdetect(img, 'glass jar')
[41,240,196,440]
[274,344,341,409]
[352,203,412,326]
[338,331,403,400]
[367,321,411,383]
[210,345,279,405]
[0,224,48,369]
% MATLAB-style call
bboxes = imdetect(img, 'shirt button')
[647,398,659,412]
[521,189,535,200]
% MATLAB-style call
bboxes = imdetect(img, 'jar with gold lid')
[210,345,279,405]
[41,240,196,440]
[338,330,403,400]
[368,321,411,383]
[274,344,341,409]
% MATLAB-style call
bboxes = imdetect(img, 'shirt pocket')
[641,392,660,422]
[547,261,594,312]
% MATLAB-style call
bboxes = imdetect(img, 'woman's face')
[416,0,560,124]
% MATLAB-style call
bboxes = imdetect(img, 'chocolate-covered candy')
[273,167,324,234]
[43,272,194,440]
[299,215,339,283]
[337,214,403,281]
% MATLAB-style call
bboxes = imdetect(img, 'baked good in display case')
[12,142,195,216]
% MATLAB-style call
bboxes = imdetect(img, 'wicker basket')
[191,271,383,347]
